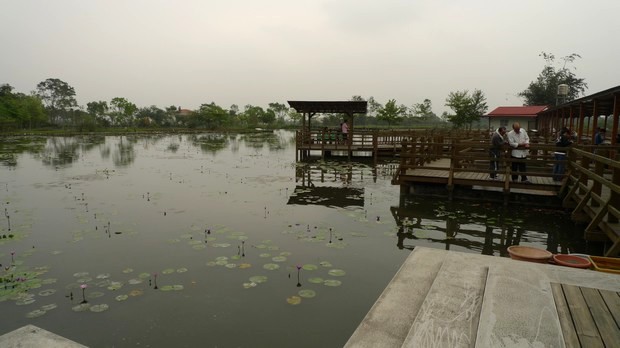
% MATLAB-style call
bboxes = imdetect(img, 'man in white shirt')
[507,122,530,183]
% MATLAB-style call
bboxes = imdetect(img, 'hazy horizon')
[1,0,618,115]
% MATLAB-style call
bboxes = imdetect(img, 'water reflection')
[239,131,288,151]
[391,196,587,256]
[0,137,45,167]
[188,133,229,154]
[112,136,136,167]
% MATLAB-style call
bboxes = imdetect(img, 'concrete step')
[401,252,488,348]
[344,248,448,348]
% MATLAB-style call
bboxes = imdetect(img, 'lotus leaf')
[90,304,109,312]
[286,296,301,305]
[298,289,316,298]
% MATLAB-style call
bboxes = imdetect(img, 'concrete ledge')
[0,325,87,348]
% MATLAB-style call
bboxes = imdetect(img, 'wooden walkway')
[345,247,620,348]
[552,283,620,348]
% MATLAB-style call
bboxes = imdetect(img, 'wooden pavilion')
[287,100,367,139]
[537,85,620,144]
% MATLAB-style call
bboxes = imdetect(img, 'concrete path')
[0,325,87,348]
[345,247,620,348]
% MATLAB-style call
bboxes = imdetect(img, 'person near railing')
[341,119,349,144]
[489,126,507,180]
[553,127,573,181]
[507,122,530,183]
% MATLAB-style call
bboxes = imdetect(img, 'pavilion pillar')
[577,103,585,144]
[612,94,619,145]
[591,99,599,142]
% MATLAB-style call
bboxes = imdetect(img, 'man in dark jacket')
[489,126,507,179]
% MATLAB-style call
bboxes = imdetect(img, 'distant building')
[176,107,194,125]
[483,105,548,131]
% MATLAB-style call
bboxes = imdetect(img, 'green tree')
[110,97,137,126]
[377,99,407,127]
[267,102,289,123]
[445,89,488,129]
[0,84,46,129]
[519,52,587,106]
[36,78,78,125]
[193,102,229,129]
[86,101,109,126]
[136,106,166,126]
[412,99,436,120]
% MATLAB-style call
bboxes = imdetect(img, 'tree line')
[0,52,587,131]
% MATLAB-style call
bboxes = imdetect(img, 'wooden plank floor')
[552,283,620,348]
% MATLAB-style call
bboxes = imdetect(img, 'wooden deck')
[552,283,620,348]
[345,247,620,348]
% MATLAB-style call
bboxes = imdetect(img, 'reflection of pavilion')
[288,161,366,208]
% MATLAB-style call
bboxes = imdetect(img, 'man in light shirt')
[507,122,530,183]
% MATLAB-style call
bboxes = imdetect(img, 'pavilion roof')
[485,105,548,118]
[287,101,367,114]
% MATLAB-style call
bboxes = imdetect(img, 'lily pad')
[107,281,123,291]
[39,304,57,312]
[302,264,318,271]
[328,269,346,277]
[72,303,91,312]
[138,273,151,279]
[115,295,128,301]
[129,289,144,297]
[73,272,89,278]
[324,279,342,287]
[263,263,280,271]
[38,289,56,297]
[298,289,316,298]
[122,268,134,274]
[308,277,324,284]
[319,261,332,267]
[192,244,206,250]
[176,268,188,273]
[286,296,301,305]
[89,291,105,299]
[272,256,287,262]
[259,253,271,258]
[128,279,143,285]
[249,276,268,284]
[243,282,257,289]
[26,309,47,318]
[225,263,237,269]
[90,304,109,312]
[96,273,111,279]
[162,268,175,275]
[238,263,252,269]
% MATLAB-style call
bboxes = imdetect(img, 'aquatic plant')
[80,284,88,304]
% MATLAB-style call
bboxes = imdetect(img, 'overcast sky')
[1,0,618,115]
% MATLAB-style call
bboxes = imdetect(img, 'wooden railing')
[562,146,620,256]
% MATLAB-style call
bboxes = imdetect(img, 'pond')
[0,131,593,347]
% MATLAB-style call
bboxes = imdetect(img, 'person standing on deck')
[595,127,606,145]
[507,122,530,183]
[489,126,507,180]
[553,127,572,181]
[341,119,349,144]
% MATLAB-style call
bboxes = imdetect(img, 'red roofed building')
[483,105,548,131]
